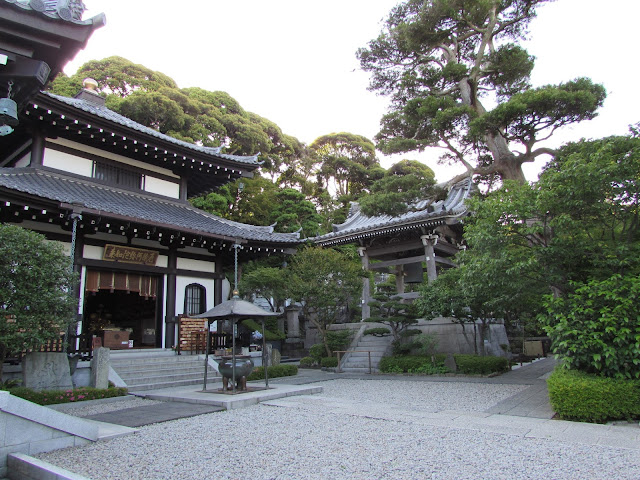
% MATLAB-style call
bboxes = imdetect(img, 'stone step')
[111,361,204,374]
[123,371,217,387]
[340,366,379,374]
[111,355,202,366]
[116,365,208,376]
[127,377,221,392]
[347,352,385,359]
[357,337,392,345]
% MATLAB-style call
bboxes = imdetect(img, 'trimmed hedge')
[379,355,447,374]
[379,354,509,375]
[547,368,640,423]
[8,386,128,406]
[453,354,510,375]
[247,364,298,381]
[321,357,338,368]
[364,328,391,336]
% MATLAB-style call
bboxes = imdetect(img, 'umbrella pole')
[203,319,210,391]
[262,318,269,389]
[232,320,236,394]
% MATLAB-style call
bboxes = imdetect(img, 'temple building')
[0,1,300,350]
[314,179,474,319]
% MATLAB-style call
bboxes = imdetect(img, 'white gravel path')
[63,397,163,418]
[37,379,640,480]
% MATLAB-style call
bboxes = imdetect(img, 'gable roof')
[0,167,300,245]
[314,178,474,246]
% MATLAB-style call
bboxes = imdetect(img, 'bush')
[326,330,352,352]
[299,356,316,368]
[308,343,326,361]
[321,357,339,368]
[364,327,391,336]
[542,274,640,380]
[247,364,298,381]
[379,355,446,374]
[8,386,128,405]
[453,354,509,375]
[547,368,640,423]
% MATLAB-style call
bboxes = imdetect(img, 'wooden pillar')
[164,247,178,348]
[214,256,223,306]
[30,131,45,166]
[395,265,405,294]
[357,247,370,321]
[421,234,438,284]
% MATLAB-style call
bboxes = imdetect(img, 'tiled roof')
[314,178,473,245]
[0,167,300,244]
[3,0,102,25]
[38,92,260,166]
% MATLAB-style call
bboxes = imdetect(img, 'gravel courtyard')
[37,379,640,480]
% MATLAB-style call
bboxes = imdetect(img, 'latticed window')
[185,284,206,316]
[94,162,143,190]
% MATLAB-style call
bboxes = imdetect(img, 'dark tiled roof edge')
[313,178,473,244]
[38,92,260,166]
[3,0,105,26]
[0,167,300,244]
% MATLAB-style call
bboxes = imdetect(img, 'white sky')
[66,0,640,183]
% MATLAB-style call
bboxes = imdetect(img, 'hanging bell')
[0,97,19,127]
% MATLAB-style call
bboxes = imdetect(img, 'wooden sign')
[103,244,158,266]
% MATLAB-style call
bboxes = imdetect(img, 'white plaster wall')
[43,148,93,177]
[176,257,215,273]
[47,138,178,179]
[174,276,216,316]
[144,176,179,198]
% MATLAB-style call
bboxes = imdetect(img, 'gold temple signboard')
[103,244,159,266]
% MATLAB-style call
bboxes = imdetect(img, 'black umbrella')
[193,296,280,392]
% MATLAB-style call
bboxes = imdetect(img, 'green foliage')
[358,0,604,182]
[247,364,298,381]
[364,328,391,336]
[320,357,339,368]
[269,188,325,238]
[238,265,288,313]
[453,354,510,375]
[286,246,363,356]
[542,274,640,380]
[325,330,353,352]
[8,386,128,405]
[299,356,316,368]
[547,369,640,423]
[308,344,326,362]
[379,355,447,374]
[0,225,78,378]
[359,160,437,216]
[366,292,419,341]
[240,319,285,341]
[311,132,380,201]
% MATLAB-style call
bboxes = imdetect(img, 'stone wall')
[0,391,97,478]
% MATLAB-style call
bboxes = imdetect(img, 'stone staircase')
[339,335,393,373]
[110,349,219,392]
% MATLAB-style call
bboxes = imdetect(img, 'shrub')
[321,357,339,368]
[326,330,352,352]
[542,274,640,379]
[453,354,510,375]
[379,355,446,374]
[547,368,640,423]
[299,356,316,368]
[364,327,391,336]
[247,364,298,381]
[308,344,325,361]
[8,386,128,405]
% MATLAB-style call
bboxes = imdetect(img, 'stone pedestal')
[90,347,110,389]
[285,306,301,338]
[22,352,73,391]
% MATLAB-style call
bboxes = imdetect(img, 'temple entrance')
[83,270,162,348]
